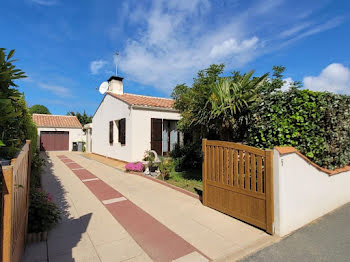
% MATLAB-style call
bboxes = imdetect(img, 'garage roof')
[107,92,175,109]
[32,114,82,128]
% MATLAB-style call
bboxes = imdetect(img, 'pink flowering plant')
[125,162,144,172]
[28,188,61,233]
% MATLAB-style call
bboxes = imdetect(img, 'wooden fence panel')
[1,141,31,262]
[202,139,274,234]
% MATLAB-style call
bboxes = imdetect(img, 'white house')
[91,76,182,162]
[32,114,85,151]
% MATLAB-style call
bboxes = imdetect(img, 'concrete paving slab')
[23,241,47,262]
[66,152,274,261]
[49,250,101,262]
[24,152,150,262]
[95,238,145,262]
[122,253,154,262]
[25,151,275,262]
[47,232,95,257]
[173,251,209,262]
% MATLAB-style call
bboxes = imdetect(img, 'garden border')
[128,171,200,200]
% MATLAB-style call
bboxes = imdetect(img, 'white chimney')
[108,76,124,95]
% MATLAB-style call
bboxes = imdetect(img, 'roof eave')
[131,104,179,113]
[37,126,82,129]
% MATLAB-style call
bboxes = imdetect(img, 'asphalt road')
[241,203,350,262]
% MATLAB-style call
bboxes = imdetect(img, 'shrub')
[247,89,350,169]
[30,149,45,188]
[158,157,172,180]
[170,142,202,171]
[28,188,61,233]
[125,162,144,172]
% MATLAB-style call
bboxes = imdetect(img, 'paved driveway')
[24,152,274,262]
[241,203,350,262]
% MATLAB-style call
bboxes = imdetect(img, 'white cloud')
[282,77,294,91]
[280,23,311,38]
[39,83,72,97]
[279,17,344,48]
[90,60,107,75]
[111,1,344,93]
[119,1,263,92]
[30,0,57,6]
[210,37,259,58]
[303,63,350,94]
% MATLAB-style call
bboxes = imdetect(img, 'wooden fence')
[202,139,274,234]
[1,140,31,262]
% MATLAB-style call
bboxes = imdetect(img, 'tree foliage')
[172,63,350,170]
[172,64,269,141]
[67,111,92,126]
[29,104,51,115]
[0,48,37,159]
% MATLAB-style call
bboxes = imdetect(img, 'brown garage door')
[40,131,69,151]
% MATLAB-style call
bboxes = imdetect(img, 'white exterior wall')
[92,94,181,162]
[37,127,85,151]
[86,128,92,153]
[92,95,132,162]
[274,149,350,236]
[131,108,181,161]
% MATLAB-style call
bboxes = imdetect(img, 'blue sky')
[1,0,350,115]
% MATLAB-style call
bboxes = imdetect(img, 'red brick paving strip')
[66,162,83,169]
[57,155,210,262]
[72,169,96,180]
[84,180,124,201]
[61,158,74,163]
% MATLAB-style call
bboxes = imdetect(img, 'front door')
[151,119,162,155]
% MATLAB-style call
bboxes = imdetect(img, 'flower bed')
[125,162,144,172]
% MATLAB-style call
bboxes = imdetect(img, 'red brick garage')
[40,131,69,151]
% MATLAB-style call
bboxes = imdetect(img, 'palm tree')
[208,70,268,140]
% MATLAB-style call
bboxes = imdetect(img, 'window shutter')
[109,121,113,144]
[118,118,126,145]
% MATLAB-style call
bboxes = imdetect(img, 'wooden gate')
[1,141,31,262]
[202,139,274,234]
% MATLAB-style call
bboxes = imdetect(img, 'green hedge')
[247,89,350,170]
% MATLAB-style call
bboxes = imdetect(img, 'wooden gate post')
[2,166,13,262]
[265,150,274,234]
[202,139,207,205]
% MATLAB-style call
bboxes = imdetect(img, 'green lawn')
[159,169,203,195]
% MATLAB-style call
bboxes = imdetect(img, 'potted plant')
[143,151,159,174]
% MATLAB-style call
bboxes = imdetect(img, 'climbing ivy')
[247,89,350,170]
